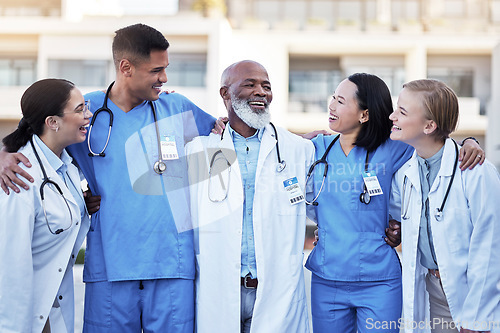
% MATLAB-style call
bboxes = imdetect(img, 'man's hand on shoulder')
[0,150,34,194]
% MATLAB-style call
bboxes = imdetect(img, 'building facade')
[0,0,499,167]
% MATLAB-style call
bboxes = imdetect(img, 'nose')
[253,84,266,96]
[329,98,336,110]
[159,69,168,83]
[389,110,396,121]
[84,108,93,119]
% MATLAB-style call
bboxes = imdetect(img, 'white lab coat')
[0,139,90,333]
[390,139,500,332]
[186,124,315,333]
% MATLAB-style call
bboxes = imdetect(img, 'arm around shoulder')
[0,149,34,194]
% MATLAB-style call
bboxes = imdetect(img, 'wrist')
[461,136,479,146]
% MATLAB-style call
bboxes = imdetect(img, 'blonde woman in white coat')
[0,79,91,332]
[389,79,500,333]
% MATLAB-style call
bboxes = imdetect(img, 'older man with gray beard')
[185,60,315,333]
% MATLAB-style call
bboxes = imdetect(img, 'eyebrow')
[399,106,407,112]
[74,102,85,110]
[337,94,346,101]
[243,78,271,85]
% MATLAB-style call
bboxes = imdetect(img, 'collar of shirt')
[33,135,73,176]
[226,123,264,142]
[416,145,445,187]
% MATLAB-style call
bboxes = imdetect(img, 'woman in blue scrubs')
[305,73,483,333]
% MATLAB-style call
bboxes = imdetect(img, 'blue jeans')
[311,273,402,333]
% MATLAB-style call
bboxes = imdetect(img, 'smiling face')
[57,88,92,147]
[389,87,431,145]
[328,79,367,136]
[127,49,169,104]
[224,61,273,129]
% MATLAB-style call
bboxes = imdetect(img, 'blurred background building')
[0,0,499,168]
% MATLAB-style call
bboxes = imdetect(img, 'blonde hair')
[403,79,459,141]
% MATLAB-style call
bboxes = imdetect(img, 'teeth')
[249,101,265,106]
[392,125,401,130]
[329,114,338,120]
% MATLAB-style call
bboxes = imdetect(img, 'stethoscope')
[30,138,73,235]
[402,140,459,221]
[305,135,371,206]
[87,82,166,175]
[208,122,285,202]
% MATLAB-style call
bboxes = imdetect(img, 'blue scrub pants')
[311,273,402,333]
[83,278,194,333]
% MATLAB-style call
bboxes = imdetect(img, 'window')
[166,53,207,87]
[0,58,36,86]
[427,68,473,97]
[289,57,343,113]
[289,70,343,113]
[48,59,110,86]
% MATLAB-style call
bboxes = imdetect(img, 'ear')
[220,86,230,100]
[423,119,438,135]
[45,116,59,132]
[119,59,133,77]
[359,109,369,124]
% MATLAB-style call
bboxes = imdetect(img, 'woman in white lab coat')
[0,79,91,332]
[389,79,500,333]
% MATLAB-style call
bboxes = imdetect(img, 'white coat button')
[246,161,250,165]
[76,221,79,225]
[58,268,62,272]
[59,295,63,300]
[40,315,44,320]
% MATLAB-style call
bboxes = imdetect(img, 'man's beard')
[230,93,270,129]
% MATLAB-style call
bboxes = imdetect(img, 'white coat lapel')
[404,152,422,196]
[429,139,456,194]
[31,139,80,208]
[217,129,241,184]
[256,124,277,181]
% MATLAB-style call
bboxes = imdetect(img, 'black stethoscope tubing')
[87,82,114,157]
[304,134,340,206]
[219,122,286,173]
[305,135,371,206]
[29,138,73,235]
[87,82,166,175]
[402,140,459,220]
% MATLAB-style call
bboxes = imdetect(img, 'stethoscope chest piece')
[153,160,167,175]
[276,160,286,173]
[434,208,443,221]
[359,191,371,204]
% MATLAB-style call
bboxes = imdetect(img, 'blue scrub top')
[69,91,215,282]
[305,135,413,281]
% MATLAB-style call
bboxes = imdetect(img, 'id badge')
[160,135,179,160]
[283,177,305,205]
[362,171,383,196]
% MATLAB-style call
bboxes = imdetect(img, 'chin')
[390,131,401,141]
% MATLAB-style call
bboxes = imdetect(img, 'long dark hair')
[348,73,394,152]
[2,78,75,152]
